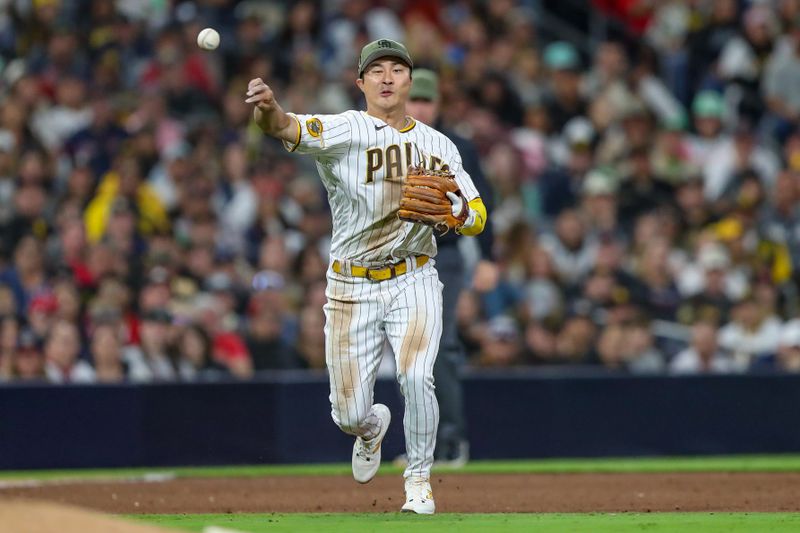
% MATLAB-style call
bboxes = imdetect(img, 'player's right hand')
[245,78,275,110]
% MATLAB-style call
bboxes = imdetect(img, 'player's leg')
[323,272,387,440]
[432,244,468,464]
[384,261,442,482]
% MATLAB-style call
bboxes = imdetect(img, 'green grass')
[4,454,800,482]
[137,513,800,533]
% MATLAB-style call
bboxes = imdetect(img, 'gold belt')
[332,255,429,281]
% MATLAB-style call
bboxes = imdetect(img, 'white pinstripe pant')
[324,257,442,480]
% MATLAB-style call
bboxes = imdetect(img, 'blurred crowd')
[2,0,800,384]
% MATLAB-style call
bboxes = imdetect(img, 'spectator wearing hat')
[127,308,176,382]
[677,242,741,325]
[596,98,656,177]
[6,326,46,382]
[702,118,780,203]
[670,321,743,374]
[687,90,728,169]
[649,110,700,186]
[580,169,622,241]
[474,315,524,367]
[542,41,588,132]
[718,292,782,370]
[617,146,676,228]
[245,270,299,371]
[27,291,59,340]
[538,116,597,217]
[44,319,94,384]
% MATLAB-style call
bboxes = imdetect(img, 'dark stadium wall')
[1,372,799,469]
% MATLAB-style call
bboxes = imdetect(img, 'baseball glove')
[398,166,469,235]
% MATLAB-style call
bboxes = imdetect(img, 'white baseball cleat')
[352,403,391,483]
[401,476,435,514]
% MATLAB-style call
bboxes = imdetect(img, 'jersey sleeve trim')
[282,113,302,153]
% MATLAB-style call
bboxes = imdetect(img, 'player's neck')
[365,106,408,130]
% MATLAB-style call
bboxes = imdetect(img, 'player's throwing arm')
[246,78,297,143]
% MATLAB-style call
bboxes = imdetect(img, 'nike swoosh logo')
[375,124,388,131]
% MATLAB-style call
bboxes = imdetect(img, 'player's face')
[357,59,412,112]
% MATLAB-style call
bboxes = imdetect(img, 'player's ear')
[355,77,365,93]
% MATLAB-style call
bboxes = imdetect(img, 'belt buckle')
[367,264,395,282]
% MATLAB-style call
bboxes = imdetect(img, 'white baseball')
[197,27,220,50]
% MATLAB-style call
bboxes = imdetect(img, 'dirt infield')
[2,472,800,514]
[0,500,175,533]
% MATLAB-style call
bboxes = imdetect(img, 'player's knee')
[331,406,365,435]
[397,367,434,394]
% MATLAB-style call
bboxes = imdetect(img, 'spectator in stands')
[617,147,675,227]
[174,324,229,381]
[520,245,564,325]
[670,321,742,374]
[245,270,301,371]
[0,236,48,316]
[474,315,524,367]
[44,319,94,383]
[718,292,783,370]
[540,209,599,287]
[542,41,587,132]
[598,315,666,374]
[580,169,621,240]
[538,116,596,217]
[7,0,800,384]
[0,314,19,381]
[128,308,176,382]
[7,327,45,382]
[677,242,740,325]
[777,319,800,372]
[687,91,728,168]
[294,306,326,370]
[89,323,126,383]
[763,14,800,143]
[554,313,599,365]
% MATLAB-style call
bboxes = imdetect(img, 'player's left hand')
[398,167,469,235]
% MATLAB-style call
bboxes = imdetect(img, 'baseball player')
[247,39,487,514]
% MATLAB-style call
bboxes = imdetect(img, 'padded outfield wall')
[1,370,799,469]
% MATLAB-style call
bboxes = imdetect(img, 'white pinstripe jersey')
[283,110,479,264]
